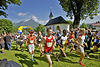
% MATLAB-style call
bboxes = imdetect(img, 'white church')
[45,9,70,32]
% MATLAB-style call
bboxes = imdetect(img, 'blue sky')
[0,0,100,25]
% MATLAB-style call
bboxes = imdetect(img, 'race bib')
[94,39,96,42]
[62,41,65,44]
[81,42,83,45]
[21,40,23,42]
[69,38,73,42]
[39,39,41,41]
[30,40,34,43]
[47,42,52,47]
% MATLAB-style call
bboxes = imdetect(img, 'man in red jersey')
[42,28,56,67]
[26,31,37,61]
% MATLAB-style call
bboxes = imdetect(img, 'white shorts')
[76,45,84,53]
[28,44,35,52]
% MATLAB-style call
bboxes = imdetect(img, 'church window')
[49,27,51,29]
[56,26,60,30]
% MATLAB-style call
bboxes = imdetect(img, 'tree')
[13,26,18,33]
[0,19,13,33]
[34,24,45,32]
[66,20,73,29]
[80,23,87,28]
[0,0,22,17]
[58,0,100,28]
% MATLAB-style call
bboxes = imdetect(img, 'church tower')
[49,7,53,20]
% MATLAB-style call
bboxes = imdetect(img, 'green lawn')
[0,41,100,67]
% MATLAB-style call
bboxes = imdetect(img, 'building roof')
[45,16,70,26]
[92,23,100,27]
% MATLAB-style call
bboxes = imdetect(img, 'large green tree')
[58,0,100,28]
[0,19,13,33]
[0,0,22,17]
[34,24,45,32]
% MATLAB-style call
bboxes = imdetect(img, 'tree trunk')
[72,0,82,29]
[73,16,80,28]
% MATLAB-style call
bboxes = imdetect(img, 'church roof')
[45,16,69,26]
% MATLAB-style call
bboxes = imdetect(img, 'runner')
[26,31,37,61]
[18,33,25,52]
[16,33,20,49]
[41,28,56,67]
[86,30,99,58]
[74,28,86,66]
[56,29,67,62]
[36,31,44,57]
[56,29,62,47]
[23,34,28,48]
[67,31,75,54]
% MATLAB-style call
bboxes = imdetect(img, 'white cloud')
[18,12,28,16]
[29,15,48,25]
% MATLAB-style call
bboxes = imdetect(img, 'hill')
[13,19,40,29]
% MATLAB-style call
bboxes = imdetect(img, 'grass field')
[0,41,100,67]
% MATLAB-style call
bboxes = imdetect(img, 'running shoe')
[52,53,55,55]
[2,52,6,54]
[78,62,85,66]
[31,59,34,61]
[40,52,43,57]
[16,46,18,50]
[70,51,73,54]
[85,53,90,58]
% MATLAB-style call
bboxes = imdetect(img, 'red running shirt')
[28,36,35,45]
[44,35,54,52]
[68,35,74,43]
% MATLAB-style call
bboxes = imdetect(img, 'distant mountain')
[13,19,40,29]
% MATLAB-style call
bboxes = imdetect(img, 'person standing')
[87,29,92,50]
[0,34,5,53]
[4,33,12,51]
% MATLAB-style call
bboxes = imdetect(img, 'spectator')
[4,33,12,51]
[0,34,5,53]
[87,29,92,50]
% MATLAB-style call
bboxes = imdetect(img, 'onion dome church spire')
[49,7,53,20]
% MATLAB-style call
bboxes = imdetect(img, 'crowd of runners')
[0,28,100,67]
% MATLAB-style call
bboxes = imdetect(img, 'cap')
[30,31,34,33]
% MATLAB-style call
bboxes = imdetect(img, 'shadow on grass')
[19,59,38,67]
[11,46,17,50]
[88,55,98,59]
[66,52,80,58]
[15,53,30,59]
[34,49,40,53]
[59,57,78,64]
[34,56,48,63]
[15,53,38,67]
